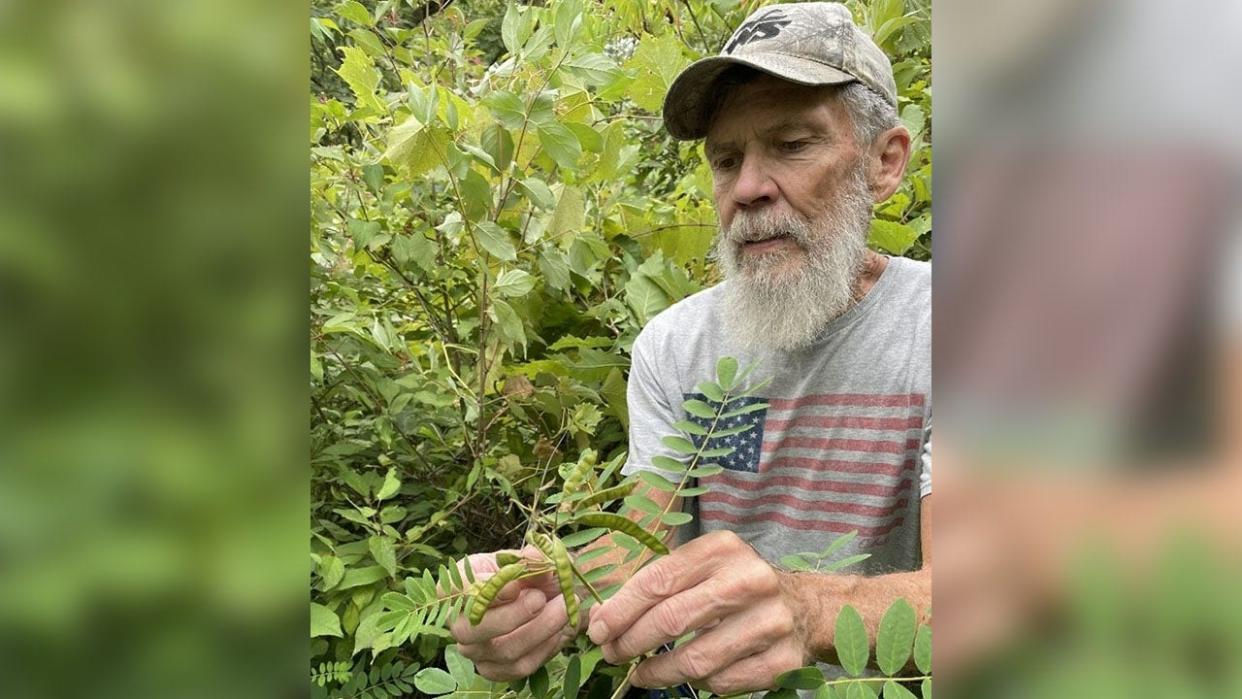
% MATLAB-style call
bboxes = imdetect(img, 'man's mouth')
[739,233,796,252]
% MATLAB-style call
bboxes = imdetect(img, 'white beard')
[715,164,874,353]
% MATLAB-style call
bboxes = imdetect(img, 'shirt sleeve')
[621,328,684,480]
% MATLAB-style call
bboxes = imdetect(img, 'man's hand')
[450,548,576,681]
[586,531,811,694]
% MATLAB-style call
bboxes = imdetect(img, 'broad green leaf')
[922,679,932,699]
[846,683,878,699]
[311,603,343,638]
[500,2,531,56]
[716,357,739,390]
[369,535,398,577]
[482,123,515,170]
[883,681,919,699]
[529,665,549,699]
[489,299,527,352]
[623,494,662,515]
[317,554,345,590]
[560,527,607,548]
[720,401,769,419]
[391,232,434,270]
[538,246,571,290]
[537,123,582,170]
[775,666,826,690]
[445,644,474,686]
[625,274,670,325]
[376,467,400,501]
[494,269,535,297]
[624,33,690,112]
[672,419,708,435]
[382,118,451,176]
[648,456,686,474]
[414,667,456,695]
[868,220,919,255]
[520,178,556,209]
[562,654,582,696]
[638,470,677,492]
[553,0,582,47]
[687,464,722,477]
[549,185,585,243]
[334,46,384,113]
[913,624,931,674]
[660,511,692,526]
[697,381,725,402]
[474,221,517,261]
[835,605,869,677]
[661,435,697,454]
[815,684,834,699]
[336,1,372,26]
[876,598,917,675]
[339,565,388,589]
[682,399,716,419]
[484,90,528,130]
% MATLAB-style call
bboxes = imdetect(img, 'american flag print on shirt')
[684,392,926,543]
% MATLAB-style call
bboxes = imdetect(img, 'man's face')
[704,74,876,352]
[706,75,869,280]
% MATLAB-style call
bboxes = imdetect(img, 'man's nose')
[731,156,778,209]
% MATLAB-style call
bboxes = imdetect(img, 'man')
[452,3,930,693]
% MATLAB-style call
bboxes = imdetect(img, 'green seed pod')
[564,481,637,513]
[495,551,522,566]
[468,562,527,626]
[530,532,579,628]
[569,513,670,555]
[561,448,597,498]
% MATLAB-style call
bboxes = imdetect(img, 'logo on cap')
[724,8,792,53]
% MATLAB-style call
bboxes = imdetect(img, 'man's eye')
[779,141,809,153]
[712,156,738,170]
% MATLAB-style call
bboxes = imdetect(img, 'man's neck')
[851,249,889,303]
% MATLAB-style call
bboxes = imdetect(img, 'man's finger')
[482,593,571,663]
[474,628,567,682]
[600,577,736,663]
[588,532,733,646]
[452,588,546,645]
[688,639,805,695]
[629,604,779,689]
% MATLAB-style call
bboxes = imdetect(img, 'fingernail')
[588,618,610,645]
[522,589,545,614]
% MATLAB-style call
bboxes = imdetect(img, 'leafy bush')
[310,0,930,696]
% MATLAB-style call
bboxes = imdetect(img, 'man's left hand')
[586,530,811,694]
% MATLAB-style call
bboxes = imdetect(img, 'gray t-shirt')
[622,256,931,574]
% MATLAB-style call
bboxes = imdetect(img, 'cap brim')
[662,54,858,140]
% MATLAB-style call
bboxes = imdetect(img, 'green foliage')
[311,0,931,695]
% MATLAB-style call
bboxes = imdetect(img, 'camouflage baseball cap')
[662,2,897,140]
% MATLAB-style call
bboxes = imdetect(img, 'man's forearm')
[777,566,931,665]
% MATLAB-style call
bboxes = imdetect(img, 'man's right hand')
[450,548,576,681]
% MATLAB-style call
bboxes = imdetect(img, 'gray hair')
[838,82,901,147]
[707,66,901,147]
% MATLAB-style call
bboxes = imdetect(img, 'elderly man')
[452,3,930,693]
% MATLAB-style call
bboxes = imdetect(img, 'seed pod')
[467,562,527,626]
[564,481,637,513]
[561,448,597,498]
[569,513,669,555]
[529,532,579,628]
[495,551,522,566]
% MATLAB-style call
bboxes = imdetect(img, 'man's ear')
[868,126,912,202]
